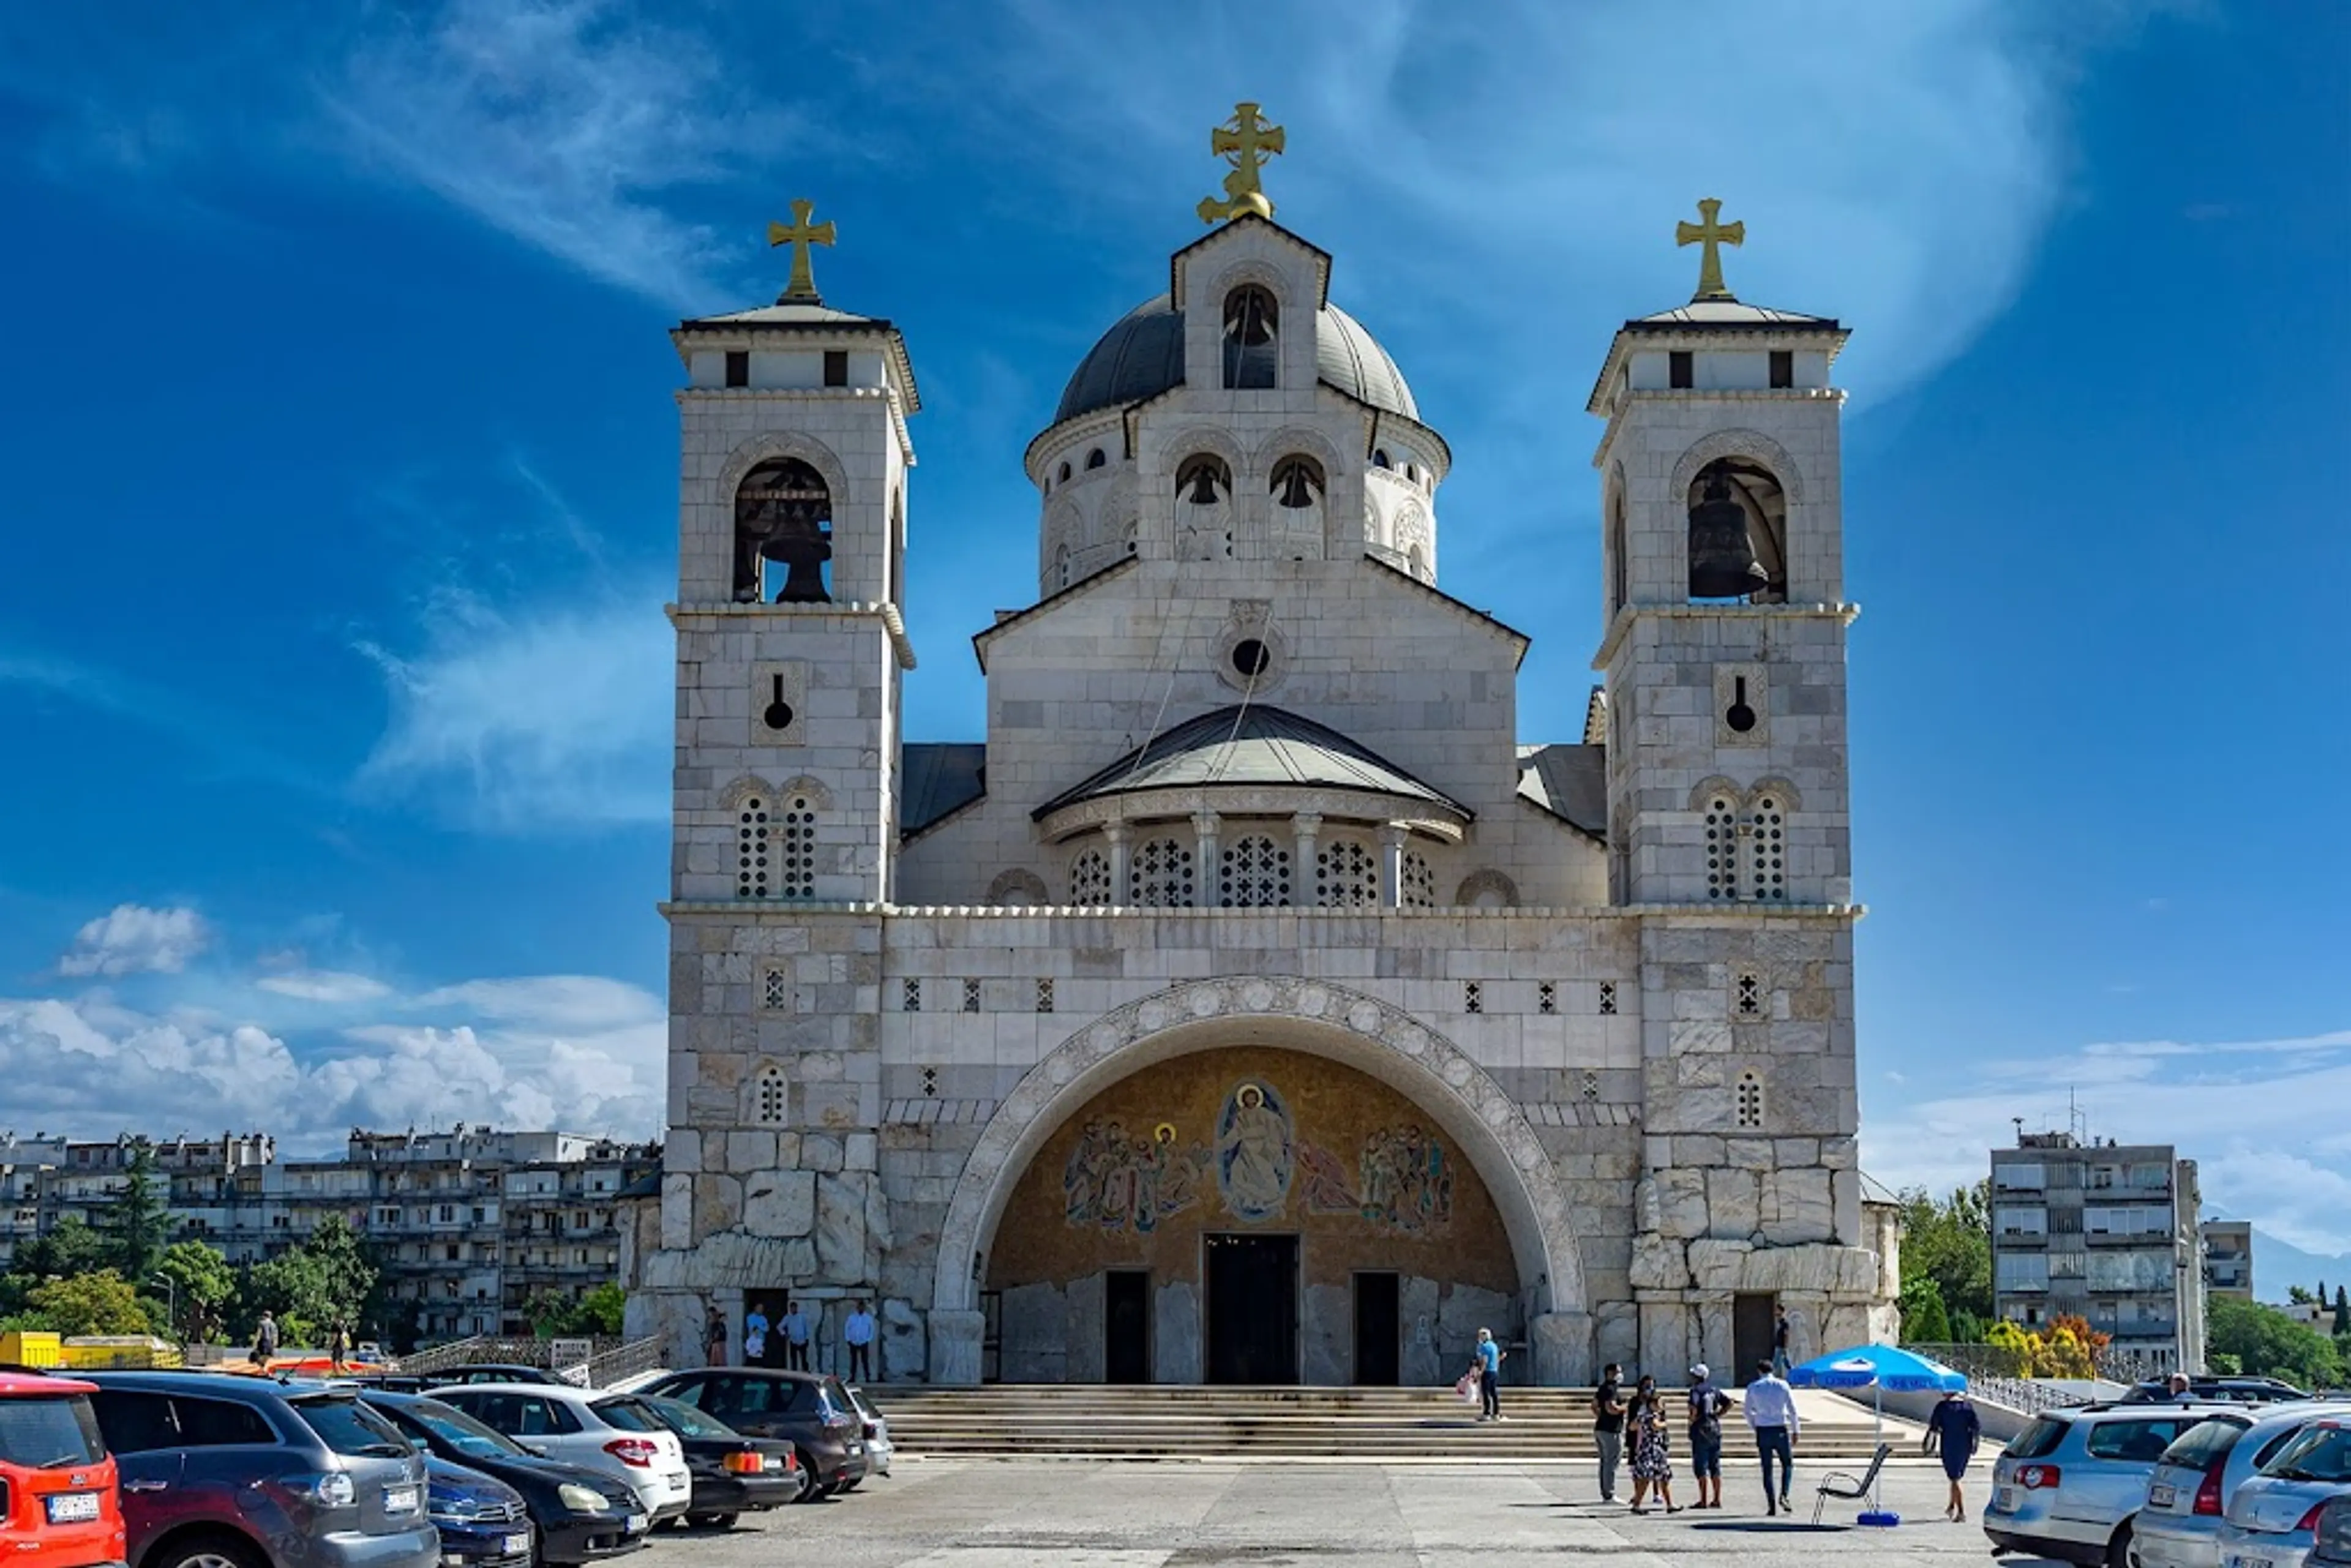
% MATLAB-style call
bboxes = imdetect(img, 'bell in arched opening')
[1686,470,1768,599]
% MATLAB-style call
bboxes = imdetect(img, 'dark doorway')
[1733,1292,1779,1385]
[1106,1270,1151,1384]
[1352,1272,1400,1386]
[1204,1232,1298,1384]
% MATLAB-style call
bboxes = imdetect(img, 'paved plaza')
[654,1458,2062,1566]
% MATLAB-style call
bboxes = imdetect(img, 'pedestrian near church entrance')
[703,1306,726,1367]
[1743,1357,1801,1515]
[1592,1364,1627,1501]
[1627,1375,1680,1514]
[1772,1305,1792,1375]
[1924,1388,1981,1522]
[1685,1363,1730,1509]
[1468,1328,1504,1420]
[844,1300,876,1382]
[252,1310,279,1367]
[743,1301,770,1365]
[781,1299,811,1371]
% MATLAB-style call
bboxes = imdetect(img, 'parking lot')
[655,1458,2074,1566]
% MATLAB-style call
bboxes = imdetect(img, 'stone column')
[1291,812,1322,907]
[929,1309,986,1386]
[1379,823,1409,909]
[1104,821,1132,906]
[1193,811,1221,909]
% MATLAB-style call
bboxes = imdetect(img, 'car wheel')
[794,1450,830,1501]
[2105,1520,2134,1568]
[683,1514,737,1530]
[151,1532,266,1568]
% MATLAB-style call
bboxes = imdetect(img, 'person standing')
[1924,1389,1982,1521]
[743,1301,770,1366]
[844,1300,877,1383]
[1468,1328,1504,1422]
[1685,1363,1730,1510]
[782,1299,811,1371]
[251,1310,279,1368]
[703,1306,727,1367]
[1742,1357,1801,1515]
[328,1322,351,1373]
[1592,1363,1628,1502]
[1627,1375,1681,1514]
[1772,1305,1793,1376]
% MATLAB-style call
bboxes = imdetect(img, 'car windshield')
[2264,1425,2351,1484]
[588,1398,662,1434]
[2006,1416,2071,1460]
[635,1397,737,1441]
[0,1396,106,1468]
[386,1399,530,1461]
[290,1394,413,1458]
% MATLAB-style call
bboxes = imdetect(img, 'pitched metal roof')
[902,742,986,838]
[1033,705,1466,821]
[1515,743,1609,842]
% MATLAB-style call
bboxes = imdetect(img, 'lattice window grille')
[1537,982,1556,1016]
[1736,1071,1764,1129]
[754,1068,787,1125]
[1598,981,1618,1016]
[1035,978,1054,1013]
[901,978,921,1013]
[962,978,981,1013]
[1219,835,1291,907]
[761,968,789,1011]
[1735,972,1762,1016]
[1314,840,1379,909]
[1747,794,1787,901]
[1582,1070,1601,1101]
[777,793,817,899]
[1130,838,1195,907]
[737,795,770,898]
[1463,981,1482,1014]
[920,1066,938,1099]
[1070,849,1112,907]
[1704,795,1741,900]
[1401,850,1436,909]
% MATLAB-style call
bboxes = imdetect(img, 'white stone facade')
[623,215,1899,1386]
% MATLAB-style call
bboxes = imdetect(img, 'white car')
[2218,1417,2351,1568]
[846,1385,892,1479]
[2134,1403,2351,1568]
[430,1382,695,1523]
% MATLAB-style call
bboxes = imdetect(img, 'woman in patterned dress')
[1627,1375,1681,1514]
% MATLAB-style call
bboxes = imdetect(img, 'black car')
[424,1458,534,1568]
[357,1392,648,1566]
[639,1370,868,1500]
[631,1394,802,1526]
[2120,1375,2310,1405]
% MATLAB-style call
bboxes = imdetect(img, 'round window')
[1231,639,1271,678]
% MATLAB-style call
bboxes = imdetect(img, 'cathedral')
[621,107,1900,1387]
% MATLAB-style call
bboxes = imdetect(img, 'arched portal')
[931,977,1589,1383]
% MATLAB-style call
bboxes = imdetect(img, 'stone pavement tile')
[1186,1463,1408,1548]
[1390,1464,1622,1550]
[890,1553,1173,1568]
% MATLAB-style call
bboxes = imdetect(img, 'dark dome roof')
[1052,293,1419,426]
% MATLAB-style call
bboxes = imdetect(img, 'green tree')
[1897,1182,1993,1330]
[99,1146,170,1283]
[1899,1275,1952,1344]
[26,1270,155,1336]
[154,1241,239,1345]
[2335,1286,2349,1338]
[0,1217,113,1317]
[524,1281,626,1339]
[241,1215,382,1345]
[2289,1285,2316,1305]
[2209,1296,2346,1389]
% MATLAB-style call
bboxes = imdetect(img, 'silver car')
[2311,1496,2351,1564]
[2216,1417,2351,1568]
[2136,1405,2351,1568]
[1987,1403,2235,1567]
[844,1386,892,1479]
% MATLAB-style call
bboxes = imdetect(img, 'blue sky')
[2,2,2345,1262]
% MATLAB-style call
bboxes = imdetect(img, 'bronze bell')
[1687,471,1768,599]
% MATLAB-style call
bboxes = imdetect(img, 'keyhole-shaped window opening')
[733,459,833,604]
[755,1067,788,1126]
[1685,457,1787,604]
[1735,1071,1763,1130]
[1222,285,1278,389]
[1270,456,1324,510]
[1085,448,1107,470]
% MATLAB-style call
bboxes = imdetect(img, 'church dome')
[1052,293,1419,426]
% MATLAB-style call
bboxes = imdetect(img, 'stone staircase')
[877,1384,1910,1460]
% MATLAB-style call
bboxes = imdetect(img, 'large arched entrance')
[929,977,1589,1386]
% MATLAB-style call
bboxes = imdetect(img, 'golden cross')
[1674,197,1745,302]
[1197,102,1286,225]
[767,198,836,304]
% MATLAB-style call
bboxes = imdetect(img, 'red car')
[0,1370,125,1568]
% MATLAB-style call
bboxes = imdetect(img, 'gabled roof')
[902,742,987,838]
[1515,743,1608,843]
[1359,553,1531,665]
[970,554,1139,672]
[1033,704,1468,821]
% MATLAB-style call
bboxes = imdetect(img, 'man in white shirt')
[844,1299,878,1382]
[1741,1357,1801,1515]
[781,1299,811,1371]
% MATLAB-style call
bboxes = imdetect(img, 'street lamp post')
[148,1274,177,1345]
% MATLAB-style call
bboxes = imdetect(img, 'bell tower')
[1588,200,1853,908]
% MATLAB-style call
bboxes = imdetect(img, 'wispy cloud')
[256,969,395,1005]
[57,905,212,978]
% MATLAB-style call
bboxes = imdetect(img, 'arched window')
[1175,455,1233,561]
[1405,463,1420,484]
[1314,840,1379,908]
[1735,1071,1764,1130]
[732,457,831,604]
[1372,449,1392,470]
[1703,793,1740,900]
[1220,835,1291,907]
[1747,792,1786,900]
[736,794,771,898]
[1085,448,1107,470]
[1070,849,1111,906]
[1053,544,1071,590]
[1177,454,1231,505]
[1685,457,1787,603]
[1057,460,1072,483]
[1607,482,1628,615]
[777,791,817,899]
[1221,285,1278,389]
[1401,850,1436,909]
[1269,455,1324,511]
[755,1066,788,1126]
[1130,838,1195,907]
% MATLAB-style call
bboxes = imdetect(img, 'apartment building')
[2200,1218,2253,1302]
[1990,1131,2208,1373]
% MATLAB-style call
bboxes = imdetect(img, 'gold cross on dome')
[1197,102,1286,225]
[767,199,836,304]
[1675,197,1745,302]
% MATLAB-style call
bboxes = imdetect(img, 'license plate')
[502,1535,528,1556]
[1993,1486,2017,1512]
[2226,1556,2275,1568]
[44,1492,100,1524]
[384,1487,419,1514]
[762,1455,780,1471]
[2149,1483,2177,1508]
[625,1515,647,1534]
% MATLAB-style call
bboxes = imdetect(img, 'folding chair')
[1812,1442,1892,1524]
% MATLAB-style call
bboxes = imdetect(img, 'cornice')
[1586,324,1852,417]
[1589,386,1847,468]
[667,599,917,670]
[1591,600,1860,670]
[675,384,917,469]
[659,899,1864,921]
[1035,784,1469,846]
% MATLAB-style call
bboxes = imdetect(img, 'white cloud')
[56,904,213,977]
[256,969,395,1004]
[408,975,663,1030]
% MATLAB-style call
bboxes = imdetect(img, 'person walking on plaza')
[1627,1375,1681,1514]
[743,1301,770,1366]
[251,1310,279,1368]
[844,1300,877,1382]
[1772,1305,1793,1375]
[1685,1363,1730,1509]
[1468,1327,1504,1421]
[1592,1363,1628,1501]
[703,1305,727,1367]
[1924,1387,1982,1522]
[781,1298,811,1371]
[1743,1356,1801,1515]
[328,1322,351,1373]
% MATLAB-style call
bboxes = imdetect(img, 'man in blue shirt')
[1741,1357,1802,1514]
[781,1298,811,1371]
[1469,1327,1505,1421]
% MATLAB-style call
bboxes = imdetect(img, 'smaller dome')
[1053,294,1420,427]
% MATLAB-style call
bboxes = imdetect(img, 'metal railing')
[393,1333,656,1384]
[583,1336,667,1387]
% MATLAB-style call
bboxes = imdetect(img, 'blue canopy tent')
[1787,1343,1969,1523]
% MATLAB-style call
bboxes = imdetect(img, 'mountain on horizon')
[2239,1225,2351,1305]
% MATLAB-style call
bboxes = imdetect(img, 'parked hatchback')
[2218,1416,2351,1568]
[426,1389,689,1525]
[638,1370,867,1499]
[83,1372,435,1568]
[629,1397,800,1526]
[358,1392,647,1567]
[1985,1402,2235,1567]
[0,1370,123,1568]
[2135,1404,2351,1568]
